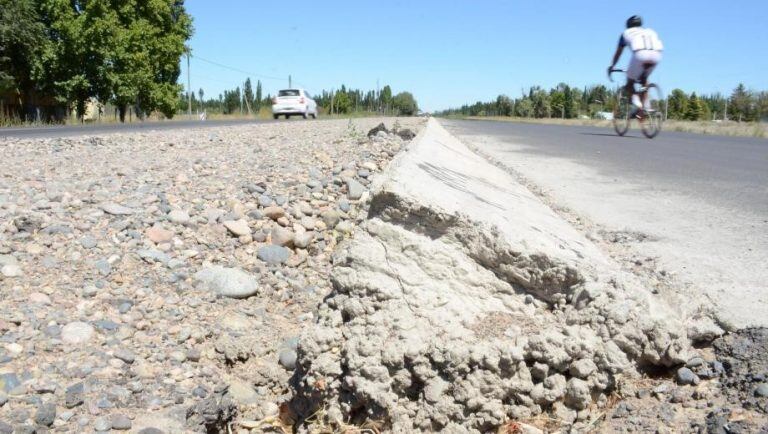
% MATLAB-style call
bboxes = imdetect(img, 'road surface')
[443,118,768,330]
[0,118,274,139]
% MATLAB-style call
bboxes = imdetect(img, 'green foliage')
[392,92,418,116]
[333,90,352,114]
[1,0,192,121]
[685,92,704,121]
[667,89,688,120]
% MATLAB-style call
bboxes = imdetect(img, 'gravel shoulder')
[0,118,423,433]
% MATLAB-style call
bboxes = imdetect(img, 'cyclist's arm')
[609,36,626,69]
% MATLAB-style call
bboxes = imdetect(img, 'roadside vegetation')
[0,0,193,124]
[184,81,419,119]
[438,83,768,138]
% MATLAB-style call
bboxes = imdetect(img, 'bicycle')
[608,68,664,138]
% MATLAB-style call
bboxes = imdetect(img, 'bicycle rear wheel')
[640,84,664,139]
[612,88,630,136]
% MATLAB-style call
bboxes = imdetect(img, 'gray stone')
[94,260,111,276]
[226,379,258,405]
[223,219,251,237]
[101,202,136,215]
[113,349,135,364]
[0,422,10,434]
[275,195,287,206]
[257,245,290,265]
[65,383,84,408]
[278,349,297,370]
[0,373,18,393]
[299,217,316,230]
[338,200,351,212]
[61,322,95,345]
[138,429,165,434]
[193,266,259,299]
[168,210,190,225]
[93,416,111,431]
[335,221,354,234]
[137,249,170,264]
[0,391,7,406]
[294,232,315,249]
[320,210,341,228]
[346,178,365,200]
[676,367,700,385]
[34,403,56,427]
[258,195,273,207]
[755,383,768,397]
[270,227,294,247]
[0,264,22,278]
[686,357,705,368]
[79,237,97,249]
[111,414,132,430]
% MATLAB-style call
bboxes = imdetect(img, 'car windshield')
[278,89,300,97]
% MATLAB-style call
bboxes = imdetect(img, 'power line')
[192,55,285,82]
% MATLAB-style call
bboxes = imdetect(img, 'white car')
[272,89,318,119]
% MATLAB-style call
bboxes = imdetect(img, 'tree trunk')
[118,105,127,123]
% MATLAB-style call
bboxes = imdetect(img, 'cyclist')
[608,15,664,117]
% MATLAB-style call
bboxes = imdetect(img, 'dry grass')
[461,116,767,139]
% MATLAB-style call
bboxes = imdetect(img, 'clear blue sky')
[180,0,768,112]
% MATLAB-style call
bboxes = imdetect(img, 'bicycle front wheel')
[640,84,664,139]
[612,88,631,136]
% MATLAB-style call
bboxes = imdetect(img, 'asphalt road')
[443,118,768,330]
[444,119,768,216]
[0,118,274,139]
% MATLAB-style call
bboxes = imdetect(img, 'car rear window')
[278,90,300,97]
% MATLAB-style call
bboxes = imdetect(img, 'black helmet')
[626,15,642,28]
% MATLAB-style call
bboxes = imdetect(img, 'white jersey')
[621,27,664,52]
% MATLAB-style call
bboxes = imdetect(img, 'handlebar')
[608,68,625,82]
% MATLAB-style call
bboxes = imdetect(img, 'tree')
[730,83,756,122]
[379,85,392,113]
[255,80,262,111]
[198,88,204,111]
[667,89,688,120]
[515,98,534,117]
[243,78,253,113]
[685,92,703,121]
[0,0,49,118]
[496,95,513,116]
[392,92,418,116]
[333,89,351,114]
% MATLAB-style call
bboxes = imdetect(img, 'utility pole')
[240,81,244,115]
[664,98,669,121]
[724,98,728,121]
[289,75,292,88]
[376,78,380,113]
[186,52,192,119]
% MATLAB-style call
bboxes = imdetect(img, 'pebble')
[34,403,56,427]
[0,264,22,277]
[101,202,136,215]
[321,210,341,228]
[193,266,259,299]
[80,236,98,249]
[93,416,112,431]
[145,226,174,244]
[346,178,365,200]
[168,209,190,225]
[257,245,291,265]
[223,219,251,237]
[263,206,285,220]
[755,383,768,397]
[271,227,294,247]
[676,367,700,385]
[61,322,96,345]
[279,349,298,370]
[111,414,132,430]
